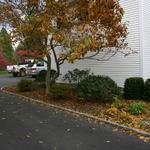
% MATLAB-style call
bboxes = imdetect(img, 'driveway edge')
[1,87,150,137]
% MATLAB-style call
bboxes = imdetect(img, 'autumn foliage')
[0,0,129,94]
[16,50,45,58]
[0,0,128,61]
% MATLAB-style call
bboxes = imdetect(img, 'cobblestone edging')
[1,87,150,137]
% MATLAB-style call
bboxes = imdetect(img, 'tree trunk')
[50,38,60,82]
[45,54,51,95]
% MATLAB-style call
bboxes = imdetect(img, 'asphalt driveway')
[0,75,149,150]
[0,74,31,87]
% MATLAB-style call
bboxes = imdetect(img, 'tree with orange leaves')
[0,0,129,94]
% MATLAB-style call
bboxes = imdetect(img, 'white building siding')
[142,0,150,79]
[60,0,141,87]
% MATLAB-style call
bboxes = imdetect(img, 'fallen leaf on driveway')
[39,140,44,144]
[66,128,71,132]
[1,117,6,120]
[26,135,31,138]
[0,133,3,136]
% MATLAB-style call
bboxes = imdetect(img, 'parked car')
[27,60,47,77]
[6,65,17,74]
[6,59,34,77]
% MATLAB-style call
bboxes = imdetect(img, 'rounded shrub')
[124,77,144,100]
[36,69,57,82]
[36,70,47,82]
[50,84,73,100]
[75,75,120,102]
[144,78,150,101]
[63,68,90,84]
[17,79,37,92]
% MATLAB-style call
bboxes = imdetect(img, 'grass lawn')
[0,70,9,76]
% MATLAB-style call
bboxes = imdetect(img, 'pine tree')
[0,28,14,62]
[0,43,10,70]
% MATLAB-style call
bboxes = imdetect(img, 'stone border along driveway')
[1,87,150,138]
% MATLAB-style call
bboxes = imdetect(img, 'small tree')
[0,0,130,94]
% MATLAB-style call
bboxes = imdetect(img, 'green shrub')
[112,96,121,109]
[127,103,146,115]
[17,79,37,92]
[124,77,144,100]
[50,84,73,100]
[63,68,90,84]
[75,75,120,102]
[36,70,47,82]
[36,69,57,82]
[144,79,150,101]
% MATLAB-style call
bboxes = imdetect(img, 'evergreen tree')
[0,42,10,70]
[0,28,14,62]
[16,40,29,51]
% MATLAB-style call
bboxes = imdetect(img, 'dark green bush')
[36,69,57,82]
[36,70,47,82]
[17,79,37,92]
[50,84,73,100]
[75,75,120,102]
[127,103,146,115]
[63,68,90,84]
[124,77,144,99]
[144,79,150,101]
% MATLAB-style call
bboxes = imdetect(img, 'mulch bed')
[5,86,150,142]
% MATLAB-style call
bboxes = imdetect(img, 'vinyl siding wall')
[142,0,150,79]
[60,0,141,87]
